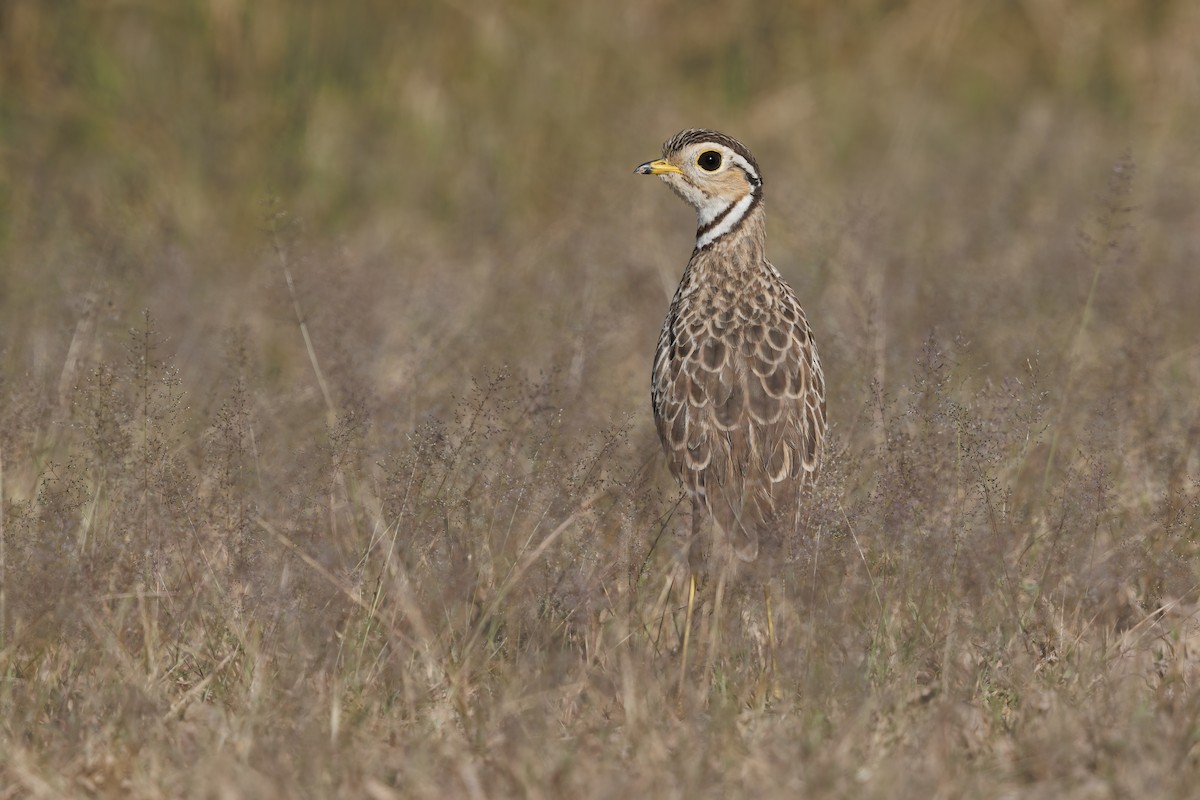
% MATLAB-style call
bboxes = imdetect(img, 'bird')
[636,131,826,700]
[637,129,826,573]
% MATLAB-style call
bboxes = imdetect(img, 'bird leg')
[675,572,697,716]
[675,494,708,714]
[703,562,729,704]
[759,583,781,703]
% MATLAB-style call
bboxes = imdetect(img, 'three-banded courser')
[637,130,826,698]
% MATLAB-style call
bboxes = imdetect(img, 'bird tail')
[705,476,801,566]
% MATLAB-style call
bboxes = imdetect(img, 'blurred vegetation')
[2,0,1197,373]
[5,0,1195,245]
[2,0,1200,797]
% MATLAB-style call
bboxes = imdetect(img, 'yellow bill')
[635,159,683,175]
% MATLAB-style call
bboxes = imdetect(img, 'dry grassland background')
[2,1,1200,797]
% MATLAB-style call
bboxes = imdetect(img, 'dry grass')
[3,1,1200,797]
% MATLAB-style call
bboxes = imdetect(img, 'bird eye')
[697,150,722,171]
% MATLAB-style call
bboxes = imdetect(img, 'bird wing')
[653,279,825,562]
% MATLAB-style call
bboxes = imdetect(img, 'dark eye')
[697,150,722,171]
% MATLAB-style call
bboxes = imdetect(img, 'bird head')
[636,129,764,248]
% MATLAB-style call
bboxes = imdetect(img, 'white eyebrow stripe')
[728,152,760,185]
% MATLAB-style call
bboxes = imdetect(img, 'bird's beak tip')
[636,159,681,176]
